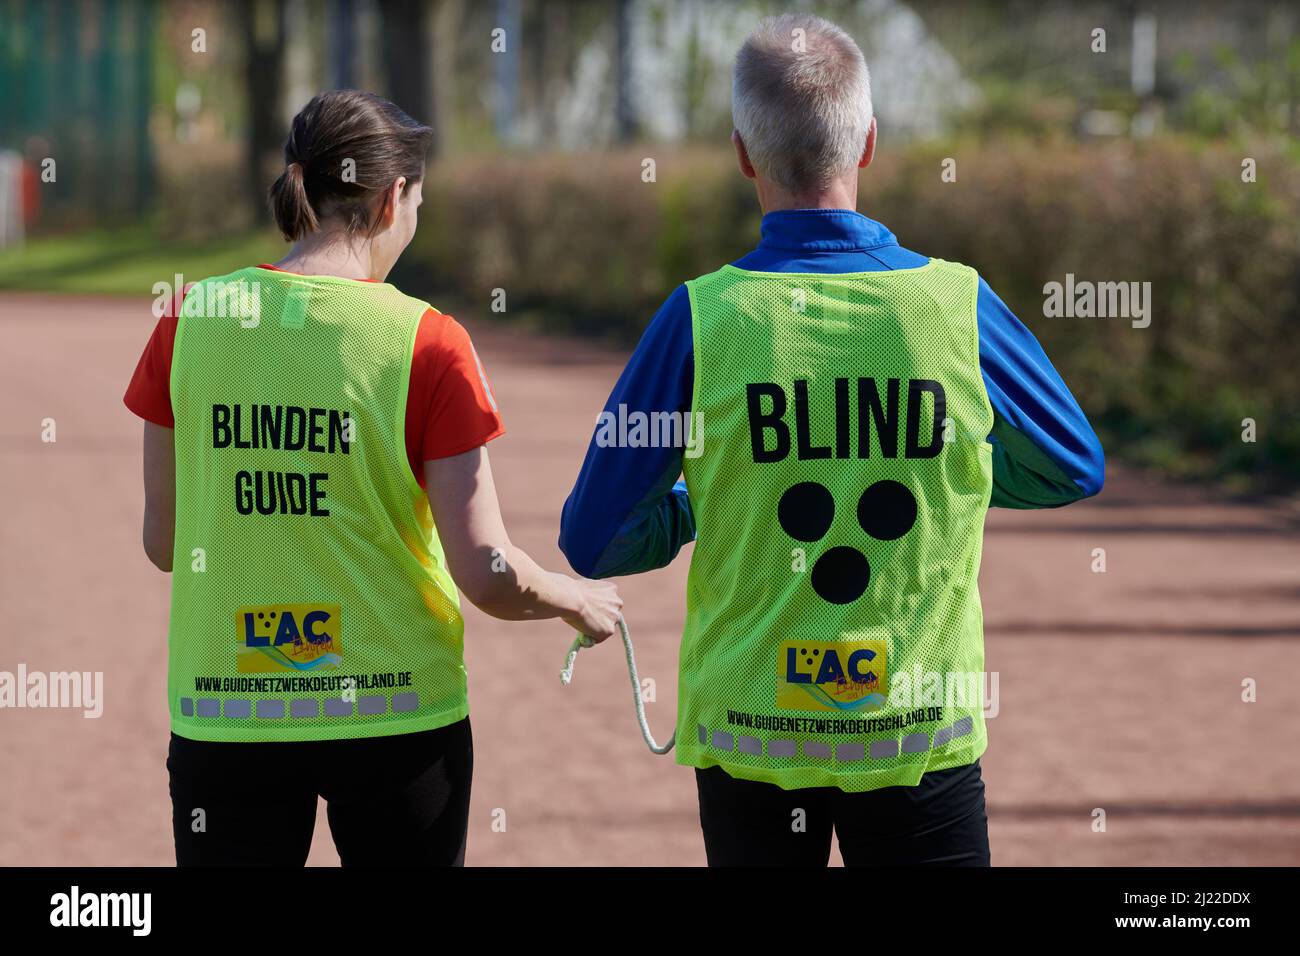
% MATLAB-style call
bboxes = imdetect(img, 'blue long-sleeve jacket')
[560,209,1104,578]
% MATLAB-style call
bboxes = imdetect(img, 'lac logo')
[236,603,342,672]
[776,639,888,712]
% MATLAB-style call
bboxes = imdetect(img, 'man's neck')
[757,177,858,214]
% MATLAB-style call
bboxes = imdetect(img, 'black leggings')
[167,717,473,866]
[696,759,990,866]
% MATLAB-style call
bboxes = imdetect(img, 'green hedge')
[404,137,1300,492]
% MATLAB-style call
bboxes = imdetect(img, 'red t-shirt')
[123,265,504,485]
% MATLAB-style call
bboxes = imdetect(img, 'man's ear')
[859,117,877,170]
[732,130,757,180]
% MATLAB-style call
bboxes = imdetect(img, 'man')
[559,13,1103,867]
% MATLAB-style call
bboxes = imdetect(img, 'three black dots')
[777,479,918,604]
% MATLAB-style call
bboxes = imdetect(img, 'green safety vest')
[679,259,994,791]
[167,267,468,742]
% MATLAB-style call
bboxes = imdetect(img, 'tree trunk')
[242,0,288,222]
[378,0,438,155]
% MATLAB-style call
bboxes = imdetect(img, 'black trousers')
[696,758,990,866]
[167,717,473,866]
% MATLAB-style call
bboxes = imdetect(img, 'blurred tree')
[494,0,521,144]
[327,0,356,90]
[430,0,463,154]
[1175,39,1300,140]
[615,0,635,142]
[379,0,439,153]
[241,0,287,224]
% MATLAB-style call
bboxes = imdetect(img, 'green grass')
[0,226,285,296]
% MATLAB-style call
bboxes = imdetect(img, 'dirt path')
[1,292,1298,866]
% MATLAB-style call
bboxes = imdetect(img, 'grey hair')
[732,14,873,194]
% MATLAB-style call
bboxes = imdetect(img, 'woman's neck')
[273,231,380,281]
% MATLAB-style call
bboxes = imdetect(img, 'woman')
[123,90,622,866]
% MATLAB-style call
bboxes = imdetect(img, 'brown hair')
[268,90,433,241]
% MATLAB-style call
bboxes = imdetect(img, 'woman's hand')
[558,575,624,643]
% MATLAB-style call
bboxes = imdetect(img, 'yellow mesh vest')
[679,260,994,791]
[167,267,468,742]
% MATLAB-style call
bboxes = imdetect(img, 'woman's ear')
[379,177,407,229]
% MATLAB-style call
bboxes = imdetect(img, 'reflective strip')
[901,732,929,754]
[697,719,977,763]
[180,693,432,720]
[836,742,864,762]
[870,739,899,759]
[469,343,499,412]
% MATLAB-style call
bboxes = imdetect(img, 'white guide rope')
[559,615,675,755]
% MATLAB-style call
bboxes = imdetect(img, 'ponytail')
[269,162,320,242]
